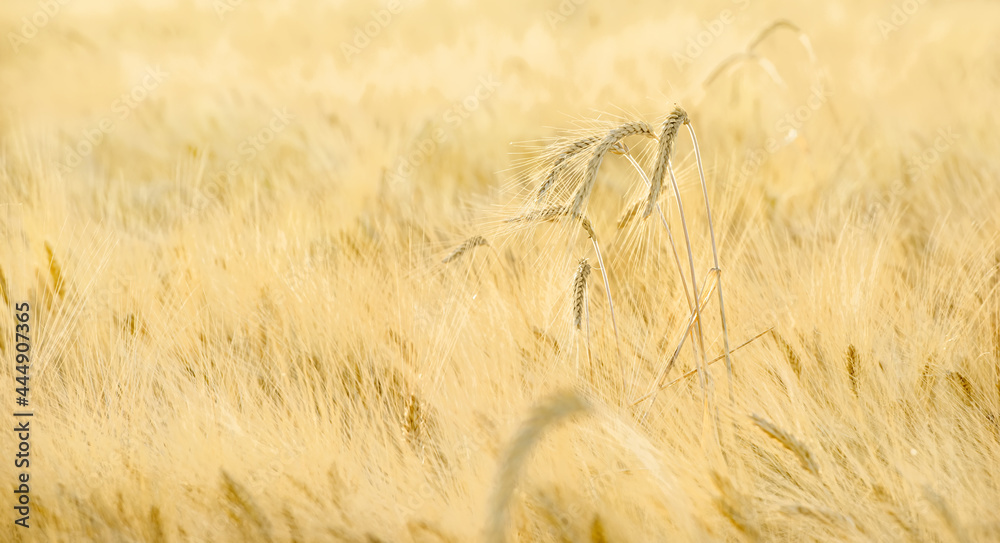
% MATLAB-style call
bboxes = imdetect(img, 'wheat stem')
[666,161,712,401]
[621,152,694,314]
[638,268,718,422]
[582,218,625,401]
[631,327,770,406]
[486,391,590,543]
[687,123,734,405]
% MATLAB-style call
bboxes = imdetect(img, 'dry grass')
[2,0,1000,541]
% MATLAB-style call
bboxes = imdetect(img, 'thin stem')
[588,236,625,402]
[622,153,693,313]
[622,152,698,405]
[584,289,592,379]
[687,123,734,406]
[666,160,713,413]
[638,269,718,423]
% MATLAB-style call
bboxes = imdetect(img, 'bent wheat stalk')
[665,160,712,401]
[486,391,591,543]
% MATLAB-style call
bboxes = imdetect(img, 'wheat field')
[1,0,999,541]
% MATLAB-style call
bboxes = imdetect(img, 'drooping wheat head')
[645,107,688,219]
[442,235,489,263]
[750,414,819,474]
[568,121,655,219]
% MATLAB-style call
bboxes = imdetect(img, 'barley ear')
[569,121,655,220]
[645,107,688,219]
[442,235,488,263]
[538,136,601,203]
[573,258,591,330]
[750,414,818,474]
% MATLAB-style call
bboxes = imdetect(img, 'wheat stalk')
[686,122,735,405]
[619,150,694,321]
[582,217,625,400]
[568,121,655,219]
[486,390,591,543]
[665,158,714,420]
[637,268,718,422]
[631,327,771,404]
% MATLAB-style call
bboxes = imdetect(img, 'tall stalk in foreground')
[686,122,734,405]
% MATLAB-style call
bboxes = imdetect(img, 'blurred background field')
[1,0,999,541]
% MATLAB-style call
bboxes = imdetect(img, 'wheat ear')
[568,121,655,219]
[573,258,591,330]
[645,107,688,219]
[750,414,818,474]
[486,391,591,543]
[538,138,630,203]
[504,205,568,224]
[537,136,600,203]
[442,235,488,263]
[571,257,593,374]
